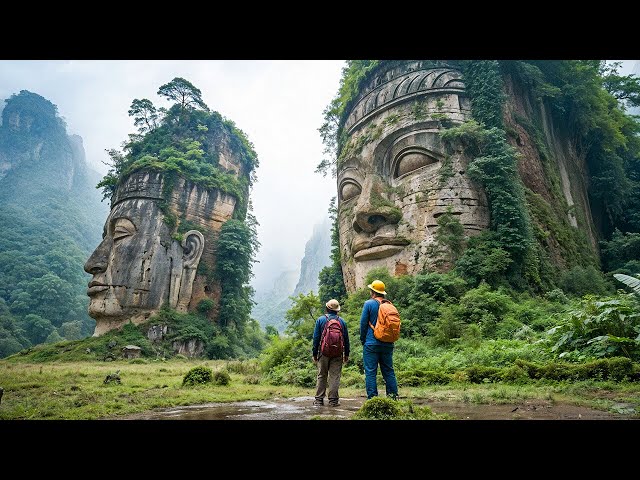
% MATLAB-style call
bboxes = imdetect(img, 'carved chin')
[88,296,126,319]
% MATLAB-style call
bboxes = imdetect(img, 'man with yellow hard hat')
[359,279,399,400]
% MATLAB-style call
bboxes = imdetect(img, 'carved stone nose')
[353,208,401,234]
[354,212,385,233]
[84,240,110,274]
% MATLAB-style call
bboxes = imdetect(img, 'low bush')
[182,366,213,386]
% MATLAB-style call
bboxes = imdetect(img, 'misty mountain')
[0,90,108,357]
[292,217,332,295]
[252,217,332,332]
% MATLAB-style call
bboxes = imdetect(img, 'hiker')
[312,298,350,407]
[359,280,399,400]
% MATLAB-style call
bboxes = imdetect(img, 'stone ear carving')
[174,230,205,312]
[181,230,205,268]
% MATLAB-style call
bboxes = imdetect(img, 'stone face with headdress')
[336,61,491,292]
[85,133,250,336]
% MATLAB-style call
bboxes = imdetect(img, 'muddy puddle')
[115,396,638,420]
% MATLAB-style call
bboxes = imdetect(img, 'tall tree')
[128,98,159,133]
[157,77,208,120]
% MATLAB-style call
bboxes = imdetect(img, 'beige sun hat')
[326,299,341,312]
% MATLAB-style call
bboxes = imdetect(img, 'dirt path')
[115,395,638,420]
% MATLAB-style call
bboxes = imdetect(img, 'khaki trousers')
[314,355,343,404]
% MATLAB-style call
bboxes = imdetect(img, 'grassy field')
[2,358,640,419]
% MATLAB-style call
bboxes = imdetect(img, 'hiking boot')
[329,401,340,407]
[313,399,324,406]
[388,394,398,401]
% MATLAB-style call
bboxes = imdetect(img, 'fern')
[613,273,640,296]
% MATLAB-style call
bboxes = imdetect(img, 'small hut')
[122,345,142,359]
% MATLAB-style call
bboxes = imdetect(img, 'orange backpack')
[369,298,401,342]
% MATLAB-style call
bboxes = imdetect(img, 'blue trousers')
[363,344,398,399]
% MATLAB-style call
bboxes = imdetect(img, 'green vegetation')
[183,365,213,386]
[317,197,347,305]
[7,304,268,363]
[97,77,258,216]
[352,397,451,420]
[215,213,261,339]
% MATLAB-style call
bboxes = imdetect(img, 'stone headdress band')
[344,61,467,134]
[111,170,166,207]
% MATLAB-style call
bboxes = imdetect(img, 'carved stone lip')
[354,244,406,261]
[87,286,109,296]
[88,280,109,296]
[352,236,409,255]
[352,236,410,261]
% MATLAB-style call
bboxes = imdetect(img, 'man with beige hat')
[312,298,350,407]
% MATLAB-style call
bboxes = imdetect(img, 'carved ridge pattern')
[345,67,466,133]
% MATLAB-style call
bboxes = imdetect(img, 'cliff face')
[503,73,600,269]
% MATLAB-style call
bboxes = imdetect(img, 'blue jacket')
[360,298,393,347]
[312,313,350,358]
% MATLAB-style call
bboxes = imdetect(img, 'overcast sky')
[0,60,346,292]
[1,60,637,292]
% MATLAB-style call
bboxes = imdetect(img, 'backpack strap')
[369,298,382,331]
[318,314,330,358]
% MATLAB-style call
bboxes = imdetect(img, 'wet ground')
[116,396,639,420]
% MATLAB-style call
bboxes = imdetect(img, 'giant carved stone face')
[84,172,204,336]
[337,62,490,292]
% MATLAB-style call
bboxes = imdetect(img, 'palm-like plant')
[613,273,640,297]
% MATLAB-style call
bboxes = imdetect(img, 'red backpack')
[320,315,345,358]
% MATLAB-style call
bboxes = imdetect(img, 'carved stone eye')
[394,149,438,178]
[112,218,136,241]
[340,181,361,201]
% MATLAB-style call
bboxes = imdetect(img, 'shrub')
[225,359,260,375]
[465,365,502,383]
[500,364,530,383]
[547,295,640,361]
[545,288,569,304]
[352,397,450,420]
[242,374,261,385]
[352,397,402,419]
[197,299,215,315]
[213,369,231,386]
[558,265,613,297]
[182,366,213,386]
[607,357,634,381]
[397,369,452,387]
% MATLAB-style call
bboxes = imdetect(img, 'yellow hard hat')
[367,280,386,295]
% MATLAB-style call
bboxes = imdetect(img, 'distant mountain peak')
[2,90,65,135]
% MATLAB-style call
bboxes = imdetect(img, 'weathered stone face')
[337,62,490,292]
[84,172,204,336]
